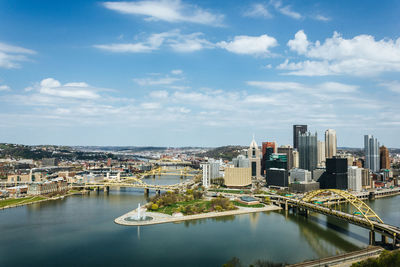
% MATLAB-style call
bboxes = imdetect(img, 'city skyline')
[1,0,400,147]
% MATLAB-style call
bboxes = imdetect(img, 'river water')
[0,174,399,267]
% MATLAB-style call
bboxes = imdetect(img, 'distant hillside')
[199,146,246,161]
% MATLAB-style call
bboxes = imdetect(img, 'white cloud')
[134,76,181,86]
[217,34,278,56]
[171,69,183,75]
[0,85,11,91]
[380,81,400,93]
[271,0,302,19]
[0,42,36,69]
[150,90,169,98]
[314,14,330,21]
[141,102,161,109]
[36,78,100,99]
[103,0,224,26]
[95,30,213,53]
[244,3,272,18]
[280,30,400,76]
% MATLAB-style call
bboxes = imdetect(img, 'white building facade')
[348,166,362,192]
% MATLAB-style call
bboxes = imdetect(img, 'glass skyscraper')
[364,135,380,172]
[298,131,318,171]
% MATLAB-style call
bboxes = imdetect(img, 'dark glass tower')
[293,125,307,149]
[298,131,318,171]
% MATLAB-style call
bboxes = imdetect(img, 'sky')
[1,0,400,147]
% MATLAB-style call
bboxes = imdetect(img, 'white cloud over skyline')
[279,30,400,76]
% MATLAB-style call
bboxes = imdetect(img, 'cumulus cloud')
[150,90,169,98]
[103,0,224,26]
[279,30,400,76]
[32,78,101,99]
[0,42,36,69]
[217,34,278,56]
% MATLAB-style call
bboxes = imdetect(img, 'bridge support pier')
[104,186,109,193]
[369,230,375,245]
[156,190,161,196]
[393,234,397,248]
[144,188,150,196]
[381,235,388,244]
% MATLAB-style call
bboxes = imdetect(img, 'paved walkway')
[114,205,282,226]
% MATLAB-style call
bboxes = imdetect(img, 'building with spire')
[248,136,262,182]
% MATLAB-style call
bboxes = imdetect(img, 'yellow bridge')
[268,189,400,247]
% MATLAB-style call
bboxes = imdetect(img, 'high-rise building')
[325,129,337,158]
[364,135,380,172]
[379,145,390,170]
[298,131,318,171]
[265,153,287,170]
[293,125,307,149]
[317,141,326,167]
[201,159,220,188]
[248,137,262,181]
[293,150,299,168]
[233,155,250,168]
[262,142,277,156]
[277,146,294,170]
[348,166,362,192]
[261,142,277,175]
[266,168,288,187]
[318,157,348,189]
[361,169,372,189]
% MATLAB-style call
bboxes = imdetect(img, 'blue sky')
[1,0,400,147]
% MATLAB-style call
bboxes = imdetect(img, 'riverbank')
[115,204,282,226]
[0,190,85,210]
[288,246,384,267]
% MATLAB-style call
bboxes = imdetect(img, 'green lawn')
[208,189,251,194]
[0,196,47,208]
[232,201,265,208]
[152,199,209,215]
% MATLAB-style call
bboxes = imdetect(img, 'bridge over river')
[266,189,400,248]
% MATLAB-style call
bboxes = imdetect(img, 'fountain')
[124,203,153,222]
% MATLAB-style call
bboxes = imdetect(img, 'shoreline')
[0,191,85,210]
[114,204,282,226]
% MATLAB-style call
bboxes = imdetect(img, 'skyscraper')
[317,141,326,167]
[364,135,380,172]
[298,131,318,171]
[248,137,262,181]
[261,142,277,174]
[293,125,307,149]
[277,146,294,170]
[325,129,337,158]
[379,145,390,170]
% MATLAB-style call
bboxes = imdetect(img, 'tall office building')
[364,135,380,172]
[277,146,294,170]
[379,145,390,170]
[317,141,326,167]
[262,142,277,155]
[298,131,318,171]
[233,155,250,168]
[248,137,262,181]
[318,157,348,189]
[261,142,277,174]
[293,150,299,168]
[325,129,337,158]
[201,159,220,188]
[348,166,362,192]
[293,125,307,149]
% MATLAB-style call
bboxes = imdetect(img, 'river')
[0,174,399,267]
